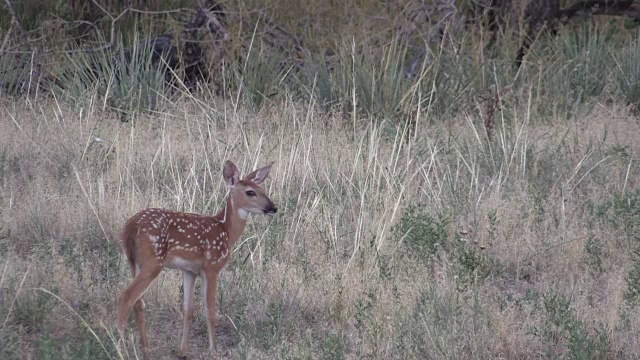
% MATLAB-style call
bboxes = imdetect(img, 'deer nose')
[264,204,278,214]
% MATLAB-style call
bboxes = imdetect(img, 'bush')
[540,290,610,360]
[392,204,449,261]
[51,32,169,118]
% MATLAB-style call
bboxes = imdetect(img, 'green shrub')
[321,331,346,360]
[584,235,604,275]
[407,285,467,359]
[624,253,640,308]
[35,326,115,360]
[12,289,55,333]
[594,188,640,251]
[392,204,449,261]
[455,244,500,290]
[0,325,24,360]
[36,328,60,360]
[540,290,610,360]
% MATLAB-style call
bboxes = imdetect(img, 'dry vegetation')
[2,93,640,359]
[2,1,640,359]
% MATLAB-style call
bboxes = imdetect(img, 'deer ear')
[243,163,272,185]
[223,160,240,186]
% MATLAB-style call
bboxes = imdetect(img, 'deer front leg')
[180,271,197,356]
[201,270,219,353]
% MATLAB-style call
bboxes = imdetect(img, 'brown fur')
[117,160,276,358]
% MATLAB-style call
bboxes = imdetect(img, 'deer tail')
[122,220,138,277]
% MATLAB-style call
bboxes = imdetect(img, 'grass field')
[2,3,640,359]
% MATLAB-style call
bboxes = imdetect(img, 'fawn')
[117,160,277,356]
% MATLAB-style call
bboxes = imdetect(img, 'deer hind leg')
[133,300,149,349]
[180,271,197,356]
[117,265,162,351]
[129,264,147,311]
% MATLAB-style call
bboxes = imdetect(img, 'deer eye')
[245,190,256,197]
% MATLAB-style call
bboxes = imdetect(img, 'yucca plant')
[304,38,421,122]
[51,30,169,118]
[515,22,620,122]
[298,51,339,111]
[613,36,640,112]
[225,42,289,111]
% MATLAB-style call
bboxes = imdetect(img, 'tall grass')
[2,80,640,358]
[612,37,640,112]
[2,13,640,360]
[223,20,640,127]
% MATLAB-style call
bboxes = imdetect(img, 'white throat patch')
[238,208,250,220]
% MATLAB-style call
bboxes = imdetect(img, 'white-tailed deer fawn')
[117,160,277,357]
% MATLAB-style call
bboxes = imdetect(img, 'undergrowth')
[2,3,640,360]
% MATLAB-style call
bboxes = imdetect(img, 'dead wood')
[1,0,229,95]
[516,0,640,69]
[1,0,42,96]
[90,0,228,92]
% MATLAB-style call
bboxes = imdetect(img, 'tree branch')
[0,22,14,55]
[87,0,131,52]
[516,0,640,69]
[558,1,640,23]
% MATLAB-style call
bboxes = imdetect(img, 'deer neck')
[214,194,248,249]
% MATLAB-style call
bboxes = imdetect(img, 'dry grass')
[1,90,640,359]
